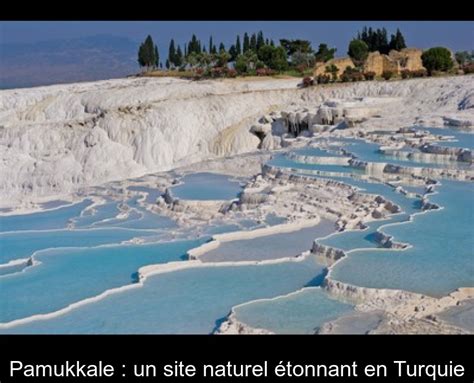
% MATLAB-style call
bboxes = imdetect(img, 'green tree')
[165,59,170,69]
[389,28,407,51]
[154,46,159,68]
[236,35,242,55]
[219,42,226,53]
[137,35,157,70]
[257,44,275,66]
[243,33,250,53]
[229,45,237,61]
[314,43,336,62]
[454,51,473,66]
[348,39,369,67]
[280,39,312,56]
[256,31,265,51]
[250,33,257,52]
[209,36,215,54]
[216,50,231,67]
[188,34,201,55]
[421,47,454,75]
[291,51,315,69]
[175,45,183,67]
[269,46,288,71]
[168,39,176,66]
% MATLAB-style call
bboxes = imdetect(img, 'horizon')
[0,21,472,89]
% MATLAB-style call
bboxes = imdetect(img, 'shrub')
[226,68,237,78]
[296,64,307,73]
[400,69,411,79]
[256,68,276,76]
[302,76,314,87]
[210,67,226,78]
[382,71,394,80]
[411,69,428,78]
[193,68,204,80]
[325,64,339,81]
[421,47,454,75]
[316,74,331,84]
[350,71,365,82]
[463,63,474,74]
[341,67,364,82]
[363,71,376,81]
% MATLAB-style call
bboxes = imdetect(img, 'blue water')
[320,214,409,252]
[39,200,71,209]
[234,287,353,334]
[2,255,325,333]
[334,138,471,170]
[201,220,335,262]
[72,200,121,228]
[0,239,203,323]
[1,130,472,334]
[292,147,346,157]
[268,155,358,174]
[0,228,157,264]
[128,186,163,204]
[424,127,474,150]
[171,173,243,200]
[332,181,474,296]
[0,199,92,232]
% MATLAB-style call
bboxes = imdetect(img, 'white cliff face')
[1,75,473,206]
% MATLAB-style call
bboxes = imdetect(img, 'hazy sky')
[1,21,473,54]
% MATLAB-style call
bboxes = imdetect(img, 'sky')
[1,21,473,55]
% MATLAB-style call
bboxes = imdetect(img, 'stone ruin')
[314,48,426,79]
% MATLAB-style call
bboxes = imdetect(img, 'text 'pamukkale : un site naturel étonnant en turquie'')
[9,360,466,380]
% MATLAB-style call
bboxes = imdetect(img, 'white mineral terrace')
[1,75,473,334]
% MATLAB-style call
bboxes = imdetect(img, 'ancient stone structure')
[313,57,355,78]
[314,48,425,79]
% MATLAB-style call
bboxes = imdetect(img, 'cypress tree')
[219,42,225,53]
[138,35,156,70]
[168,39,176,66]
[154,45,159,68]
[229,44,237,61]
[389,28,407,51]
[209,36,214,55]
[138,43,146,68]
[243,33,250,53]
[250,33,257,52]
[165,59,170,69]
[176,45,183,67]
[236,35,241,55]
[270,39,275,47]
[256,31,265,50]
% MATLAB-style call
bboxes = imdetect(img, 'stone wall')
[315,48,425,79]
[389,48,424,72]
[314,57,355,78]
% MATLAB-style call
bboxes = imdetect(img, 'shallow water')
[0,239,203,323]
[171,173,243,200]
[201,220,335,262]
[332,181,474,296]
[424,127,474,150]
[0,199,92,232]
[2,255,325,334]
[1,131,472,334]
[0,228,157,264]
[233,287,353,334]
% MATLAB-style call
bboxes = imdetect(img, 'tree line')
[136,27,473,79]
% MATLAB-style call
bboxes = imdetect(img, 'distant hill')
[0,35,138,89]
